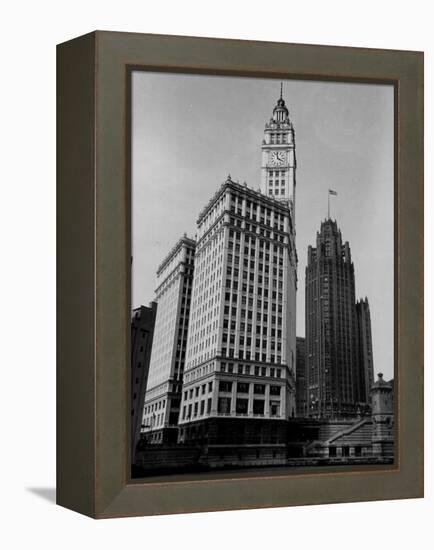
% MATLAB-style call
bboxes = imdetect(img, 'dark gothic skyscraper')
[305,219,364,418]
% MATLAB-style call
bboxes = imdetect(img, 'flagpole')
[328,190,337,219]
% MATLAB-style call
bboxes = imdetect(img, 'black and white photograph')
[130,71,395,478]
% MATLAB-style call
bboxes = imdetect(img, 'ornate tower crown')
[272,84,290,124]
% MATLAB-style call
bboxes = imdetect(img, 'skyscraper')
[178,176,297,442]
[356,297,374,405]
[141,235,196,443]
[305,219,361,418]
[177,91,298,442]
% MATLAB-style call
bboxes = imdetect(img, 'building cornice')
[157,235,196,276]
[197,177,292,226]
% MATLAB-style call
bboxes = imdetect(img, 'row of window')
[220,348,282,363]
[227,263,283,276]
[218,397,281,416]
[227,252,284,267]
[225,275,284,291]
[183,381,213,401]
[228,209,286,232]
[143,398,165,416]
[229,195,287,224]
[269,133,288,144]
[222,333,282,351]
[229,219,286,241]
[220,362,282,378]
[269,189,288,196]
[183,360,217,383]
[180,397,282,420]
[219,381,282,395]
[223,319,283,335]
[223,305,282,323]
[225,282,283,303]
[227,247,284,264]
[182,398,212,420]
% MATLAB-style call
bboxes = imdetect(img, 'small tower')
[370,373,394,458]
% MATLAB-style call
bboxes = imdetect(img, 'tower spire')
[280,82,283,100]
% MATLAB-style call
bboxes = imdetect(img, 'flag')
[329,189,338,196]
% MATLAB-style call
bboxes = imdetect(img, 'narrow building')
[356,297,375,406]
[130,302,157,458]
[296,336,307,417]
[141,235,196,443]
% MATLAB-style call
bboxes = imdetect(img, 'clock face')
[270,151,286,166]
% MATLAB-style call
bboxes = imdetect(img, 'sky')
[131,72,394,380]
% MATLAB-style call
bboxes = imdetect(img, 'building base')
[141,426,179,445]
[178,417,289,445]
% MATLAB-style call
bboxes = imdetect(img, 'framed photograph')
[57,31,423,518]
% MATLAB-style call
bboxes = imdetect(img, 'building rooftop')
[156,234,196,276]
[197,175,292,225]
[371,373,392,390]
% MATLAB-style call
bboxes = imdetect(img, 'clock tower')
[260,85,296,212]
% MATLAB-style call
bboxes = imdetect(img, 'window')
[218,397,231,414]
[254,384,265,395]
[270,401,280,416]
[270,385,281,396]
[236,398,248,414]
[237,382,249,393]
[219,381,232,393]
[253,399,264,415]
